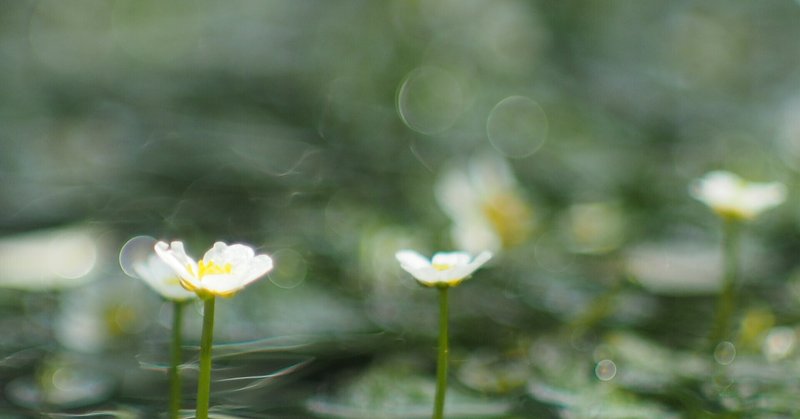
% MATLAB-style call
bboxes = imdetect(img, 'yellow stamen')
[197,260,233,277]
[432,264,453,271]
[179,277,199,292]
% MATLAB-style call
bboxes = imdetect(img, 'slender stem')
[196,297,216,419]
[169,301,185,419]
[568,278,623,339]
[433,287,449,419]
[709,218,740,348]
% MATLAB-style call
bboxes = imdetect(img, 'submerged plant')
[396,249,492,419]
[690,171,786,350]
[155,241,273,419]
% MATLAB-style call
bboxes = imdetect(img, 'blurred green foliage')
[2,0,800,417]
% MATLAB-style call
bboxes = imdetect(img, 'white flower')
[155,241,273,298]
[130,252,197,301]
[395,249,492,287]
[690,171,786,221]
[435,153,533,254]
[120,235,195,301]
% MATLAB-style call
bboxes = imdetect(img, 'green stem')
[709,218,740,348]
[568,278,623,339]
[196,297,216,419]
[433,287,449,419]
[169,301,185,419]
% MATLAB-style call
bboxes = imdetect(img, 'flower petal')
[742,182,786,214]
[135,255,195,301]
[431,252,471,268]
[450,217,501,255]
[407,266,448,285]
[691,171,786,220]
[154,241,198,282]
[202,242,229,265]
[198,273,246,297]
[435,167,480,219]
[204,242,259,274]
[690,171,739,208]
[395,250,432,270]
[396,249,492,287]
[442,251,492,280]
[466,250,493,273]
[469,153,515,195]
[239,254,274,287]
[179,276,202,294]
[130,258,153,282]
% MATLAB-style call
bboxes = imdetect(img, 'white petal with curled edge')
[224,244,259,273]
[396,250,432,270]
[435,166,480,219]
[135,255,195,301]
[240,254,274,286]
[202,242,230,265]
[154,241,198,282]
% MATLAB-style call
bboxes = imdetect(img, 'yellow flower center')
[714,207,750,221]
[191,260,233,278]
[482,192,533,248]
[432,264,454,271]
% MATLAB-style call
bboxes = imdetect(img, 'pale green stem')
[709,218,739,348]
[433,287,449,419]
[169,300,185,419]
[196,297,216,419]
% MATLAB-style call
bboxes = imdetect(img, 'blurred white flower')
[395,249,492,287]
[155,241,273,298]
[120,235,196,301]
[57,278,155,353]
[435,153,533,253]
[132,254,197,302]
[690,171,786,221]
[763,326,796,362]
[0,225,105,291]
[626,241,722,295]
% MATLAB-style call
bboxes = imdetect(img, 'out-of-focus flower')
[626,241,722,295]
[155,241,273,299]
[120,236,196,301]
[435,153,533,254]
[57,277,156,353]
[130,254,197,302]
[763,326,796,362]
[0,225,105,291]
[564,201,625,254]
[395,249,492,288]
[690,171,786,221]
